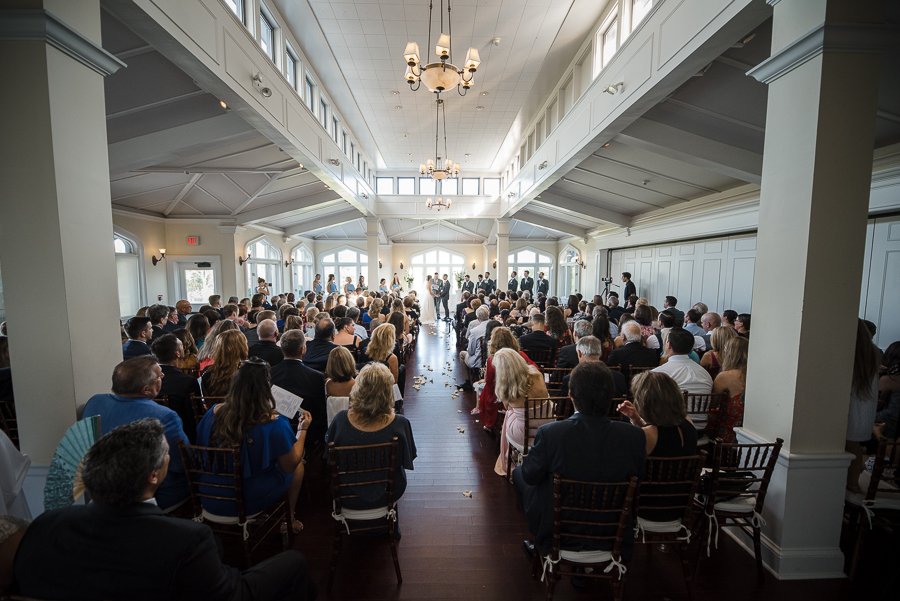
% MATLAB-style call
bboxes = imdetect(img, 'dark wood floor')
[282,321,896,600]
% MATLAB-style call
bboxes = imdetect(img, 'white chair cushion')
[201,507,263,524]
[337,505,391,521]
[558,549,614,564]
[713,495,756,513]
[636,517,685,533]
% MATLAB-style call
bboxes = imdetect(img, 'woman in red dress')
[476,328,539,431]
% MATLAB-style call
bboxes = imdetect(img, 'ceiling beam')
[530,192,632,227]
[614,118,763,184]
[391,220,439,239]
[106,90,208,120]
[486,219,499,245]
[377,220,390,245]
[236,190,343,224]
[230,174,282,215]
[440,220,487,241]
[514,211,589,243]
[284,211,364,237]
[664,98,765,133]
[162,173,202,216]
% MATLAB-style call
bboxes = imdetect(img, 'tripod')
[601,281,618,305]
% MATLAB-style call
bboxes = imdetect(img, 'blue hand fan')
[43,416,101,511]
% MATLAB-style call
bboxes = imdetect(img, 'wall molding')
[0,10,126,76]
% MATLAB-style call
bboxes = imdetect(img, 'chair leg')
[753,523,764,582]
[544,564,557,601]
[327,523,342,596]
[389,535,403,585]
[506,447,513,483]
[848,507,867,581]
[692,514,708,582]
[679,541,695,601]
[612,573,627,601]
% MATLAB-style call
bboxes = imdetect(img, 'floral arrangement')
[403,270,415,291]
[454,270,467,287]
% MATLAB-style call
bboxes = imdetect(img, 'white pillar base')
[732,428,851,580]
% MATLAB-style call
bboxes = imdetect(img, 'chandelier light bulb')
[447,198,452,208]
[404,66,418,82]
[426,198,433,208]
[427,158,435,168]
[404,42,420,65]
[436,34,450,59]
[464,48,481,71]
[420,164,427,174]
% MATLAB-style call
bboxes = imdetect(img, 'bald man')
[700,312,722,351]
[248,319,284,366]
[175,300,193,326]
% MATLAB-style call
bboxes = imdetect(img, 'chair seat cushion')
[337,505,391,521]
[201,507,263,524]
[636,517,685,533]
[558,549,614,564]
[712,495,756,513]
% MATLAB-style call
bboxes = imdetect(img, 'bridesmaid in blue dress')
[379,278,388,293]
[327,274,338,293]
[344,277,356,295]
[391,274,402,292]
[313,274,323,295]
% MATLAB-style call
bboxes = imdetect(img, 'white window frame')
[397,177,415,195]
[166,256,223,312]
[483,178,501,197]
[461,178,480,196]
[320,96,329,129]
[332,116,339,143]
[304,75,315,113]
[290,243,315,295]
[113,228,147,319]
[259,4,276,62]
[285,44,298,89]
[508,247,554,297]
[408,247,467,294]
[376,177,394,195]
[244,235,283,297]
[558,244,582,298]
[223,0,245,25]
[318,246,368,291]
[596,8,619,76]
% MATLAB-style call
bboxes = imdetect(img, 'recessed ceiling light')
[396,105,403,109]
[324,184,329,188]
[220,101,227,109]
[391,90,400,95]
[465,154,471,157]
[480,92,488,96]
[476,106,484,111]
[298,163,304,169]
[602,142,610,148]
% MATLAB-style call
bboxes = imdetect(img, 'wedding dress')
[420,278,436,325]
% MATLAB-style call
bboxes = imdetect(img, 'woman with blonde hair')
[362,324,404,399]
[200,329,248,396]
[709,336,749,442]
[700,326,739,378]
[325,346,357,426]
[326,362,416,514]
[476,327,541,432]
[493,348,549,476]
[197,320,240,370]
[171,328,199,371]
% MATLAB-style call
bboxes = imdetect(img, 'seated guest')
[663,296,684,326]
[171,328,200,370]
[494,348,550,476]
[248,319,284,366]
[346,306,369,340]
[847,319,881,492]
[544,306,572,349]
[325,347,357,427]
[699,325,738,379]
[361,324,404,397]
[187,313,210,350]
[683,309,705,337]
[326,362,416,518]
[477,327,538,431]
[200,330,248,397]
[617,371,698,521]
[735,313,751,339]
[82,356,190,511]
[197,358,310,533]
[558,336,627,401]
[13,418,315,600]
[197,319,240,370]
[247,309,275,347]
[222,303,244,332]
[388,312,407,355]
[517,314,555,354]
[710,337,749,442]
[652,328,713,394]
[556,319,592,369]
[459,306,491,368]
[122,316,154,360]
[271,331,327,450]
[147,304,169,342]
[465,305,491,343]
[633,304,656,341]
[591,315,616,362]
[175,299,193,326]
[303,319,339,372]
[699,312,722,351]
[722,309,738,329]
[515,361,646,563]
[463,299,482,331]
[334,317,364,356]
[152,334,201,443]
[607,322,660,376]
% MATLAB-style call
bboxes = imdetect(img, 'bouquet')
[403,270,415,291]
[454,270,467,287]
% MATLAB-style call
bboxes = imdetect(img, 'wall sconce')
[329,158,340,166]
[400,261,404,270]
[151,249,166,266]
[472,262,476,270]
[361,193,369,199]
[508,191,517,198]
[284,258,294,267]
[603,82,624,95]
[379,259,383,268]
[238,252,251,266]
[251,72,272,97]
[493,259,497,269]
[538,161,548,170]
[576,255,586,269]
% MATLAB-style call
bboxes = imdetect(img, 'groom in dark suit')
[440,274,451,320]
[514,361,646,561]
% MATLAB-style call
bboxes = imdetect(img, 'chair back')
[0,399,18,450]
[705,437,784,514]
[522,396,569,454]
[523,348,554,369]
[328,438,399,533]
[479,336,488,368]
[636,453,707,524]
[549,474,638,561]
[628,365,653,380]
[683,391,727,429]
[178,443,247,521]
[863,441,900,505]
[191,395,225,426]
[154,395,171,409]
[181,367,200,378]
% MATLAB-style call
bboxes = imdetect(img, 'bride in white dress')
[419,275,436,325]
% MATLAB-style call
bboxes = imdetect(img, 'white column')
[365,218,380,292]
[495,219,510,291]
[739,0,887,579]
[0,5,126,463]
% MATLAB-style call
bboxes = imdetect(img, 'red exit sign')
[185,236,200,245]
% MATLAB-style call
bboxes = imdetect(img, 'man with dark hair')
[683,309,705,336]
[515,361,646,564]
[624,294,639,314]
[517,314,555,354]
[722,309,738,329]
[461,274,475,295]
[475,273,486,293]
[346,306,368,340]
[482,272,495,295]
[652,328,712,394]
[302,319,337,372]
[536,272,549,296]
[558,336,626,399]
[508,270,518,293]
[621,272,636,300]
[81,356,190,510]
[227,296,239,305]
[663,296,684,326]
[163,306,180,333]
[151,333,201,443]
[455,291,472,324]
[271,330,327,450]
[249,319,284,367]
[520,270,534,297]
[122,316,154,360]
[222,303,245,332]
[14,418,316,600]
[607,322,660,375]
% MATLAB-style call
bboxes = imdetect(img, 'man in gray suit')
[440,274,451,321]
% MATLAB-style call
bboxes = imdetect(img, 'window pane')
[285,52,296,88]
[412,255,424,264]
[397,178,415,194]
[438,251,450,264]
[116,254,140,317]
[632,0,652,29]
[539,254,552,263]
[520,250,536,263]
[425,251,437,263]
[508,254,515,263]
[420,178,436,195]
[323,253,334,263]
[224,0,243,22]
[320,99,328,128]
[184,269,216,305]
[441,179,458,195]
[338,249,357,262]
[260,12,274,60]
[305,78,314,111]
[376,178,394,195]
[113,237,129,253]
[603,18,618,68]
[451,255,464,264]
[360,253,368,263]
[483,178,500,196]
[461,178,479,195]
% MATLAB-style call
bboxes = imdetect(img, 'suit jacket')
[461,280,475,294]
[517,330,556,354]
[520,277,534,295]
[14,502,245,601]
[606,341,660,374]
[508,278,518,292]
[244,326,260,347]
[150,325,166,343]
[122,339,153,360]
[536,279,549,295]
[518,413,646,557]
[440,279,451,298]
[455,301,468,323]
[303,339,337,372]
[555,344,578,369]
[666,307,685,326]
[608,306,626,322]
[476,279,488,292]
[248,340,285,366]
[162,321,181,333]
[158,364,202,443]
[177,313,189,327]
[559,369,626,400]
[270,359,327,448]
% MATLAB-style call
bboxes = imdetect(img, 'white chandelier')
[425,196,451,211]
[403,0,481,97]
[420,98,460,180]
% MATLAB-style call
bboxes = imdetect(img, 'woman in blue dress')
[195,357,311,534]
[343,276,355,295]
[391,274,402,292]
[327,274,338,293]
[379,278,388,293]
[313,274,323,295]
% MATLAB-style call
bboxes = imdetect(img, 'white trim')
[245,234,283,297]
[112,226,148,315]
[166,255,223,310]
[289,242,314,293]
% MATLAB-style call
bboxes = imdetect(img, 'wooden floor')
[282,321,895,600]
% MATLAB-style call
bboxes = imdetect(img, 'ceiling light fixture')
[420,98,460,180]
[391,90,400,95]
[603,82,624,95]
[476,106,484,110]
[480,92,488,96]
[219,101,227,109]
[403,0,482,98]
[425,196,452,211]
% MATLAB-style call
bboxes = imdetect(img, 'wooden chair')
[154,395,171,409]
[693,437,784,581]
[683,391,728,443]
[0,398,18,450]
[177,442,293,568]
[532,475,639,601]
[542,367,573,396]
[506,396,568,480]
[190,395,224,427]
[467,337,487,384]
[327,439,402,595]
[627,365,654,381]
[634,453,707,598]
[844,441,900,580]
[523,348,555,369]
[180,367,200,378]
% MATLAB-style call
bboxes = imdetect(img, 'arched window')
[507,247,554,295]
[113,232,144,318]
[290,244,314,295]
[246,237,282,297]
[319,246,367,293]
[558,246,582,299]
[409,248,466,294]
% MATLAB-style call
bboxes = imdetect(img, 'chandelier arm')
[442,95,450,166]
[460,69,473,83]
[457,85,467,97]
[409,79,421,92]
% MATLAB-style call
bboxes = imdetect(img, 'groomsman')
[484,272,496,295]
[520,271,534,297]
[461,274,475,294]
[476,274,487,293]
[537,272,549,296]
[508,271,518,293]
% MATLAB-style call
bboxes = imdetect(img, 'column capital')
[366,231,380,237]
[0,10,126,76]
[747,22,898,85]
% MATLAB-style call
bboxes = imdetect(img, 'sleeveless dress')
[328,281,338,293]
[314,282,323,294]
[640,421,699,522]
[705,352,721,379]
[325,378,350,427]
[707,393,745,443]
